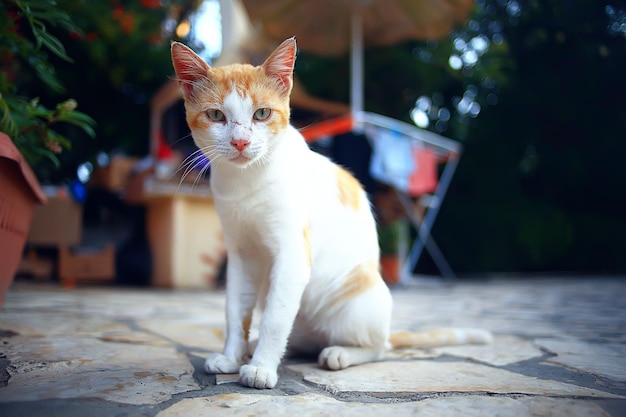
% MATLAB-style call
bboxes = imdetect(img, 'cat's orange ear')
[262,37,297,96]
[171,42,210,99]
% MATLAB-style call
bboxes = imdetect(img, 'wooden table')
[143,178,225,289]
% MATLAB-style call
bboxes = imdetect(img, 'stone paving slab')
[1,333,199,404]
[535,338,626,382]
[156,392,613,417]
[1,278,625,417]
[432,334,543,366]
[287,361,622,398]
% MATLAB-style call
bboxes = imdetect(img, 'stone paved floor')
[1,277,625,416]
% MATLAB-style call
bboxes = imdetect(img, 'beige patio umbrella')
[241,0,473,118]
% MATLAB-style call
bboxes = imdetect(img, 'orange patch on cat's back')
[332,261,381,306]
[336,167,363,211]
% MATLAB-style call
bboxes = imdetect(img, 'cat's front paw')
[204,352,241,374]
[319,346,351,370]
[239,363,278,389]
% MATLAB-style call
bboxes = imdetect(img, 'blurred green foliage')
[0,0,96,172]
[8,0,624,273]
[6,0,198,181]
[297,0,626,274]
[443,0,626,274]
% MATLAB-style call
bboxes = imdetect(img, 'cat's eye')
[253,108,272,121]
[207,110,225,122]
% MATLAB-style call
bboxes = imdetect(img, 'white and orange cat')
[171,38,491,389]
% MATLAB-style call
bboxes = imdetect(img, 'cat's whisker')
[257,146,274,170]
[175,154,207,195]
[182,151,209,176]
[169,133,194,148]
[174,145,220,194]
[191,159,212,191]
[174,148,207,177]
[206,152,223,168]
[173,154,204,186]
[201,161,213,182]
[168,150,200,188]
[256,154,269,170]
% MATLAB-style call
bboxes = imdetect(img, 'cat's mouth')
[229,154,252,165]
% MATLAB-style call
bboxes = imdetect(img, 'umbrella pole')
[351,11,364,128]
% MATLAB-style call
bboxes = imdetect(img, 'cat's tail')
[389,328,493,349]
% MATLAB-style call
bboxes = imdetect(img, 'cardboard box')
[28,191,82,246]
[58,244,115,282]
[90,155,139,192]
[17,255,55,280]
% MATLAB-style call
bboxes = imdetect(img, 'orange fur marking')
[242,314,252,342]
[389,328,492,349]
[389,329,458,349]
[303,222,312,267]
[172,41,292,137]
[188,111,210,130]
[336,167,362,211]
[185,63,290,136]
[332,261,380,306]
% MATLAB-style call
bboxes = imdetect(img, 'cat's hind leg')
[317,279,392,370]
[319,345,384,370]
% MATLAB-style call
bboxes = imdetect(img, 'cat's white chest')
[215,192,278,243]
[211,165,307,256]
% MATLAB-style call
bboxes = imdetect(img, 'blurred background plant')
[297,0,626,274]
[0,0,96,177]
[36,0,201,183]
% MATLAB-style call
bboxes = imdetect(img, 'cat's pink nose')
[230,139,250,152]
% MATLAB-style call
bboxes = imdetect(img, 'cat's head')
[171,37,296,168]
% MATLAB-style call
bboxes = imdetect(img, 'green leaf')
[38,30,73,63]
[30,145,61,168]
[29,104,54,119]
[14,0,76,62]
[31,59,66,92]
[58,111,97,138]
[0,98,19,137]
[54,133,72,150]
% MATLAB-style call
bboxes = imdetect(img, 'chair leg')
[396,192,455,280]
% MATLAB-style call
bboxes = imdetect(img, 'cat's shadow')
[187,352,216,388]
[186,351,317,392]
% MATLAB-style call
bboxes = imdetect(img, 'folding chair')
[301,111,462,281]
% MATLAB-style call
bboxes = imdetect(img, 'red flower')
[85,31,98,42]
[121,14,134,34]
[147,32,163,45]
[141,0,161,9]
[6,9,22,34]
[113,6,124,20]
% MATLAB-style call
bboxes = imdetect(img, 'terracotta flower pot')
[0,132,47,307]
